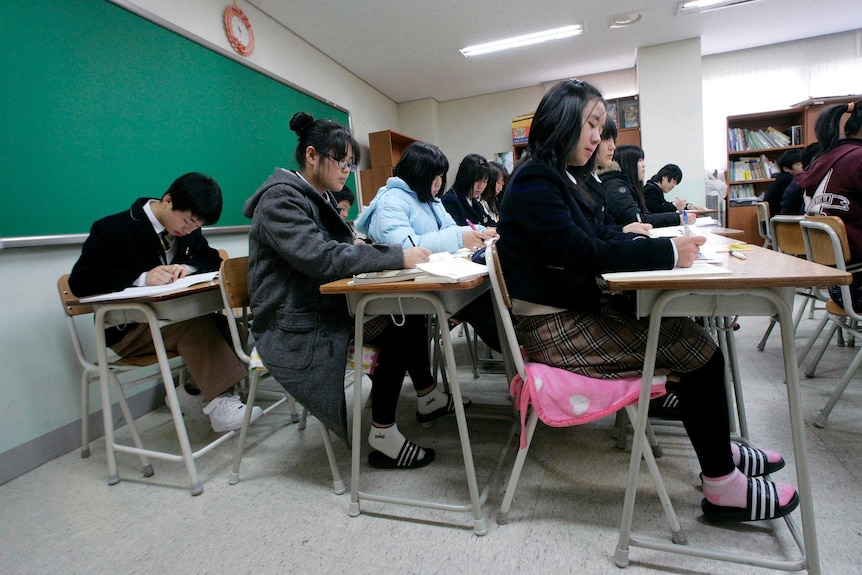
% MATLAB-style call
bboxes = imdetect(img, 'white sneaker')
[172,385,209,423]
[203,394,263,433]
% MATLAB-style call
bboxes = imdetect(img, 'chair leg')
[81,373,92,458]
[318,424,346,494]
[229,370,261,485]
[497,408,539,525]
[814,345,862,428]
[797,313,832,370]
[756,316,777,351]
[460,322,481,379]
[805,322,840,378]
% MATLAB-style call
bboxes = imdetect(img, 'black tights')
[674,350,735,478]
[366,315,435,426]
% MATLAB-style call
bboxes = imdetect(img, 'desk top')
[606,233,850,291]
[320,275,487,295]
[70,279,220,307]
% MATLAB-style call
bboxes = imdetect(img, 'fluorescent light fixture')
[459,24,583,57]
[678,0,762,14]
[610,12,642,29]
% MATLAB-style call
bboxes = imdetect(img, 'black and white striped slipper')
[368,440,435,470]
[736,443,785,477]
[702,477,799,523]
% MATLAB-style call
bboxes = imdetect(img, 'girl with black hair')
[245,112,440,470]
[798,98,862,309]
[496,79,798,524]
[600,145,685,228]
[441,153,499,228]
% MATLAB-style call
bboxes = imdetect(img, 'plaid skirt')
[514,302,717,379]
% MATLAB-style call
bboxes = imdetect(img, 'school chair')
[483,241,682,543]
[57,274,186,461]
[756,201,774,249]
[218,256,345,493]
[798,217,862,428]
[756,215,832,351]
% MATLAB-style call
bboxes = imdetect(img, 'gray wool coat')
[244,168,404,444]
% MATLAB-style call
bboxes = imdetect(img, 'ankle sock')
[702,468,796,508]
[731,442,782,469]
[368,423,426,461]
[417,385,448,416]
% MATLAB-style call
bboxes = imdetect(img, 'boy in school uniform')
[69,172,261,432]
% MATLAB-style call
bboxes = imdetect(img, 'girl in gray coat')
[245,112,439,470]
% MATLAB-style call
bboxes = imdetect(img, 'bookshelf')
[358,130,419,206]
[725,108,805,243]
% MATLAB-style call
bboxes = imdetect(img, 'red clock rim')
[224,6,255,57]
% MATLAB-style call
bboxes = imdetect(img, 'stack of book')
[727,126,793,152]
[729,155,778,181]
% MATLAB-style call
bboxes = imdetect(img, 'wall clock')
[224,5,255,57]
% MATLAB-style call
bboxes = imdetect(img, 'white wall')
[0,0,400,477]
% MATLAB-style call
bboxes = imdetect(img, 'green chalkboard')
[0,0,352,241]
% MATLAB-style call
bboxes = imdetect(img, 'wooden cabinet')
[725,108,805,244]
[358,130,419,206]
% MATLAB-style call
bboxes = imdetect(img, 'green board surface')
[0,0,352,241]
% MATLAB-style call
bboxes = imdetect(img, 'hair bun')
[289,112,314,135]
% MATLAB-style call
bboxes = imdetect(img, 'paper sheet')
[601,262,731,281]
[78,271,219,303]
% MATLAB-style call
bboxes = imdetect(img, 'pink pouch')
[510,362,666,448]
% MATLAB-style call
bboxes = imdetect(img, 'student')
[244,112,441,470]
[779,143,821,215]
[69,173,261,433]
[355,141,501,352]
[763,149,803,217]
[797,98,862,310]
[441,154,498,228]
[644,164,686,213]
[479,161,508,221]
[496,79,798,524]
[332,185,355,220]
[600,145,688,228]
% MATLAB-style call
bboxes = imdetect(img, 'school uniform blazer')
[600,165,680,228]
[70,197,220,297]
[354,176,469,253]
[440,189,496,227]
[643,181,677,214]
[244,168,403,443]
[496,160,674,311]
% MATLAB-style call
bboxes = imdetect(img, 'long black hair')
[450,154,491,200]
[613,144,645,196]
[526,78,605,180]
[393,142,449,203]
[815,98,862,154]
[289,111,359,169]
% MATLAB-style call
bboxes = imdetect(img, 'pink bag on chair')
[510,362,667,448]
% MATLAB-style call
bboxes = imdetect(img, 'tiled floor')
[1,312,861,574]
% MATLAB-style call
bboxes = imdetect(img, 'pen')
[466,219,478,231]
[682,209,690,236]
[635,212,642,223]
[730,250,747,260]
[407,235,416,247]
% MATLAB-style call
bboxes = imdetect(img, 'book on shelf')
[351,268,428,285]
[729,183,756,199]
[790,125,802,146]
[728,126,792,152]
[414,257,488,283]
[729,154,777,181]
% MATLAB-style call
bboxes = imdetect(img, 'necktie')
[159,231,174,254]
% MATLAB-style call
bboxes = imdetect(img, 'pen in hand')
[407,235,416,247]
[466,219,478,231]
[682,209,690,236]
[636,212,642,223]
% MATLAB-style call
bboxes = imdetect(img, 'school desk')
[320,275,506,536]
[606,232,850,574]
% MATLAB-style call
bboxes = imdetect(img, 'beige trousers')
[110,314,247,400]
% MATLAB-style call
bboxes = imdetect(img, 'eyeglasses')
[319,151,357,173]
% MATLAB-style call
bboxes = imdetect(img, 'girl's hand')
[403,246,432,268]
[671,235,706,268]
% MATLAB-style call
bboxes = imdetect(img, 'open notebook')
[78,271,220,303]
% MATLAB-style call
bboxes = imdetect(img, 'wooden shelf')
[359,130,419,206]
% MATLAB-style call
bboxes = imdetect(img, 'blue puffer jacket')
[355,177,476,253]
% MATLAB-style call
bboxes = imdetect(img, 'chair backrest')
[219,256,252,362]
[485,239,526,380]
[800,216,851,270]
[756,202,772,247]
[770,215,806,256]
[58,274,93,317]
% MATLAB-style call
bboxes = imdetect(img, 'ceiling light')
[678,0,762,14]
[459,24,583,58]
[610,12,642,29]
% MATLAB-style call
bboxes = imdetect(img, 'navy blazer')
[69,197,220,297]
[497,161,674,311]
